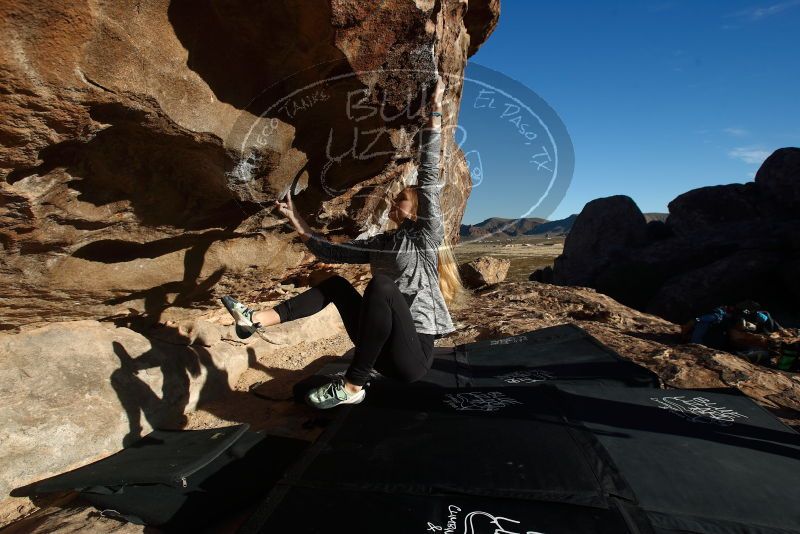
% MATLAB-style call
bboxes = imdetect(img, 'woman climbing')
[221,74,463,409]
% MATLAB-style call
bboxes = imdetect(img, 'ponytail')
[436,233,467,310]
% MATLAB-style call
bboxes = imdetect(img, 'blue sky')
[458,0,800,224]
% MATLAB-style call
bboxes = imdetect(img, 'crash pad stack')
[243,324,800,534]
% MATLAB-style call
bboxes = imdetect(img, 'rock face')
[0,320,247,499]
[755,147,800,216]
[0,0,500,332]
[459,255,510,287]
[464,0,500,56]
[0,1,503,523]
[0,298,347,500]
[552,196,648,287]
[545,149,800,323]
[529,265,553,283]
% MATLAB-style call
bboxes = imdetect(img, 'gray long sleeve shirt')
[305,126,456,338]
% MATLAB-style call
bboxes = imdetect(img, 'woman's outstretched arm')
[415,75,445,247]
[273,191,375,264]
[303,231,379,264]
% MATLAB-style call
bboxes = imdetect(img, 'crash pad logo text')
[651,396,748,427]
[443,391,522,412]
[489,335,529,346]
[425,505,545,534]
[496,370,555,384]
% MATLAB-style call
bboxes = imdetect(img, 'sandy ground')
[184,330,358,441]
[454,236,564,282]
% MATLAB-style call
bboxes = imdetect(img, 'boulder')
[666,183,760,236]
[781,258,800,302]
[645,249,781,323]
[755,147,800,216]
[464,0,501,57]
[0,320,248,498]
[0,0,501,332]
[645,219,672,241]
[529,265,553,283]
[548,150,800,323]
[459,255,510,287]
[552,195,648,286]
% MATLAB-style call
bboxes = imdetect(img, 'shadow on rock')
[111,340,200,447]
[193,347,343,430]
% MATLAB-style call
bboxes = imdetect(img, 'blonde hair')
[402,187,467,310]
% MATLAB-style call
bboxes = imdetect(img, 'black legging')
[273,274,434,387]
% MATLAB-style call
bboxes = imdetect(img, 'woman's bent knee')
[313,274,357,296]
[364,273,395,296]
[314,273,349,288]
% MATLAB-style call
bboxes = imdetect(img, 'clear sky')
[457,0,800,224]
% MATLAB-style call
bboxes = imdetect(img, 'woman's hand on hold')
[274,191,314,241]
[274,191,299,223]
[431,74,445,111]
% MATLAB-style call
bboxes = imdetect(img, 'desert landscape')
[1,0,798,532]
[454,235,565,282]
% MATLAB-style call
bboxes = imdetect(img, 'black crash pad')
[550,384,800,534]
[264,326,798,534]
[32,425,249,492]
[241,385,642,534]
[298,390,620,504]
[453,323,660,388]
[294,324,659,402]
[248,487,641,534]
[22,425,309,529]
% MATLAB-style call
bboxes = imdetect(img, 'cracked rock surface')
[0,0,499,332]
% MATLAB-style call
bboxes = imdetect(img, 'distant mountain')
[459,217,545,238]
[459,212,668,238]
[528,214,578,236]
[460,215,571,238]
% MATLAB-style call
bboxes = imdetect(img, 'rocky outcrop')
[449,282,800,427]
[464,0,501,56]
[541,149,800,323]
[0,320,242,499]
[0,0,500,333]
[0,300,346,500]
[552,195,648,287]
[459,255,510,287]
[666,183,759,236]
[0,1,503,526]
[755,147,800,216]
[529,265,553,283]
